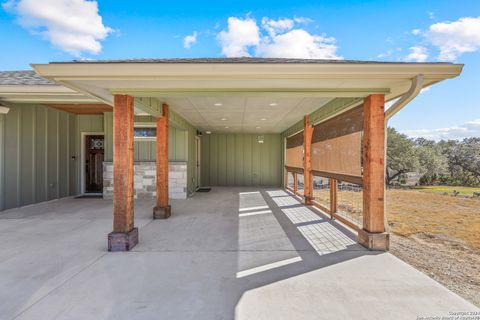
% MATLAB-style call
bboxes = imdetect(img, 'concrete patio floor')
[0,187,477,320]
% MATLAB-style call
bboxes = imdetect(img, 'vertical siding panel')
[58,112,68,197]
[35,107,47,203]
[252,135,261,185]
[244,135,252,186]
[69,114,77,195]
[47,109,59,200]
[226,134,235,185]
[21,105,34,205]
[4,106,20,209]
[218,134,226,185]
[209,134,218,185]
[235,134,244,186]
[104,112,113,161]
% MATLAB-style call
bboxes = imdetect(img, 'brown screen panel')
[311,106,363,180]
[286,131,304,169]
[286,145,304,168]
[311,131,362,177]
[312,106,363,143]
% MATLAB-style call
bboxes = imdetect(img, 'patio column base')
[153,205,171,219]
[357,229,389,251]
[304,195,314,205]
[108,227,138,252]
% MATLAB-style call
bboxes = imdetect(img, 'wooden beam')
[330,178,337,218]
[153,103,171,219]
[359,94,389,250]
[303,115,314,205]
[47,103,112,114]
[108,94,138,251]
[293,173,298,193]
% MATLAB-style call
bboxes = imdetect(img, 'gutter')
[385,74,424,120]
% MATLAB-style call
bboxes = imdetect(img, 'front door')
[85,135,104,193]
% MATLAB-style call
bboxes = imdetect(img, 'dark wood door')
[85,135,104,193]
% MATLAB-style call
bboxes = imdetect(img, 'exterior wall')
[103,161,188,199]
[200,133,282,187]
[0,103,77,211]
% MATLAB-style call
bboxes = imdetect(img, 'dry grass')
[386,189,480,250]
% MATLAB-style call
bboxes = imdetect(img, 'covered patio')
[31,58,463,252]
[0,187,476,319]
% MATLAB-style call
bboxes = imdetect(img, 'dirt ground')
[313,188,480,306]
[387,189,480,307]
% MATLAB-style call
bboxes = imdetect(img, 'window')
[134,123,156,141]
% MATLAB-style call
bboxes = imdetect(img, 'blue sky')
[1,0,479,140]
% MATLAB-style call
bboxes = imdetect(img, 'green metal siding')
[200,133,282,187]
[0,104,77,211]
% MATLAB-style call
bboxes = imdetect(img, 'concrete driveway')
[0,187,477,320]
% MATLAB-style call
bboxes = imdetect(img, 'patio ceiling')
[31,58,463,133]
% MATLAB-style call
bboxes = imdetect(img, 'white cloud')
[183,31,197,49]
[403,119,480,141]
[411,29,422,36]
[217,16,341,59]
[426,16,480,61]
[217,17,260,57]
[261,17,294,36]
[3,0,112,56]
[405,46,428,62]
[256,29,341,59]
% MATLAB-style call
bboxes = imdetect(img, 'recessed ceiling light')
[260,118,267,121]
[256,126,261,129]
[224,126,229,129]
[220,117,227,121]
[269,103,278,106]
[214,103,223,106]
[205,131,211,134]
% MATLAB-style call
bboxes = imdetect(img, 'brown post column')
[108,94,138,251]
[153,103,171,219]
[303,115,314,205]
[329,178,337,218]
[293,173,298,193]
[358,94,389,250]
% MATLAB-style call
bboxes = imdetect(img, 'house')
[0,58,463,252]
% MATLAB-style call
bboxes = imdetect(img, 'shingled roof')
[0,71,56,86]
[50,57,451,65]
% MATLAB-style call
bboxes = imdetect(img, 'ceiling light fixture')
[260,118,267,121]
[256,126,261,129]
[224,126,229,129]
[205,131,212,134]
[220,117,227,121]
[214,103,223,106]
[269,103,278,106]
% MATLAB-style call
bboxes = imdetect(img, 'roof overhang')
[0,84,99,104]
[29,61,463,132]
[32,62,463,104]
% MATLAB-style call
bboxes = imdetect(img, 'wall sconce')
[257,135,264,144]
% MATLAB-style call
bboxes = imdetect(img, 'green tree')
[386,127,420,185]
[415,138,448,185]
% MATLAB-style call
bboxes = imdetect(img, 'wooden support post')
[108,94,138,251]
[358,94,389,250]
[330,178,337,218]
[153,103,171,219]
[303,115,314,205]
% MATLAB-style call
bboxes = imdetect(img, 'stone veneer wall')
[103,161,188,200]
